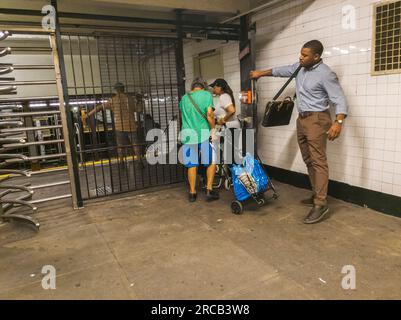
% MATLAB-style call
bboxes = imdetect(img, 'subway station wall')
[184,0,401,198]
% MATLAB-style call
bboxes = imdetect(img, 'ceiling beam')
[0,8,240,30]
[88,0,250,14]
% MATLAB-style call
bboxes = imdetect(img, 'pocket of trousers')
[318,112,332,130]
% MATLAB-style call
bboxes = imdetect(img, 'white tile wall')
[184,0,401,199]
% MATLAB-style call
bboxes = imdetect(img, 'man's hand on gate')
[327,122,342,141]
[250,70,263,79]
[250,69,273,79]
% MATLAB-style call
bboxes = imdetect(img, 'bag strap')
[272,64,302,101]
[187,93,208,122]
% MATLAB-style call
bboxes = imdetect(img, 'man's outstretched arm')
[249,69,273,79]
[250,62,300,79]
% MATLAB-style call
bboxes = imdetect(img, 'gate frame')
[1,1,244,207]
[0,25,84,209]
[51,0,84,209]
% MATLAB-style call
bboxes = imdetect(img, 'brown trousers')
[297,111,332,206]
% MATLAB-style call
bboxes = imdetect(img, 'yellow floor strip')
[0,155,143,179]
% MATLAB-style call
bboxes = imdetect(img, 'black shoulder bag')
[262,65,302,127]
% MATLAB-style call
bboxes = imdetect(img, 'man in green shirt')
[180,77,219,203]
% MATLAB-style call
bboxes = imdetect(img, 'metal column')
[239,15,257,157]
[175,9,186,100]
[51,0,83,208]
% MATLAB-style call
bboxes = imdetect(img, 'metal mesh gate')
[63,35,184,200]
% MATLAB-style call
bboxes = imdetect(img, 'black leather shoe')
[303,205,329,224]
[205,189,219,201]
[189,193,197,203]
[300,196,315,207]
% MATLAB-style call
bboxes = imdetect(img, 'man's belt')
[299,110,330,119]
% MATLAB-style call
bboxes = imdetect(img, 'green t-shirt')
[179,90,214,145]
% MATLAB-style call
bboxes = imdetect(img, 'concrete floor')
[1,180,401,300]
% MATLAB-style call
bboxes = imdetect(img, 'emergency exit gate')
[64,34,185,200]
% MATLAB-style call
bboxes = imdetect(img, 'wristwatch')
[335,119,344,125]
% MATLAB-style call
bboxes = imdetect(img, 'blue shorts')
[182,140,215,168]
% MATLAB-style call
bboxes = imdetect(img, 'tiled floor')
[1,181,401,299]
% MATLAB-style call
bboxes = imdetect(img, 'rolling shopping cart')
[229,152,278,215]
[228,79,278,214]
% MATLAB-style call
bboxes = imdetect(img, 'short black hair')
[303,40,324,56]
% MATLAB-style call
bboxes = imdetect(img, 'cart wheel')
[231,201,243,215]
[224,179,231,191]
[273,193,279,200]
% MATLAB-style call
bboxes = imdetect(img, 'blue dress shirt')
[272,61,348,116]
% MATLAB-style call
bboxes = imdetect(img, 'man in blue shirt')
[250,40,348,224]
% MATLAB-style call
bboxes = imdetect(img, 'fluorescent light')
[29,99,109,108]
